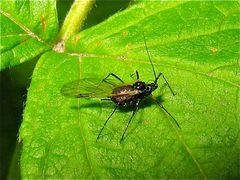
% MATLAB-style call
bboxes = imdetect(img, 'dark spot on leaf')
[121,31,128,37]
[210,47,219,54]
[72,35,81,45]
[40,15,46,32]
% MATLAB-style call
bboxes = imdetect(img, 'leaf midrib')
[65,52,239,89]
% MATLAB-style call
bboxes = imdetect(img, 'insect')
[61,34,180,143]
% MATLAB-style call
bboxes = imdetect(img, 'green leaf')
[0,0,58,70]
[20,1,240,179]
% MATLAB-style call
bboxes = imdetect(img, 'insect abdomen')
[110,85,139,106]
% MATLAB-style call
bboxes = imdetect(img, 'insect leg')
[135,70,140,80]
[103,73,124,83]
[130,71,139,80]
[120,101,140,143]
[96,106,118,142]
[155,73,175,96]
[154,99,181,129]
[101,98,111,101]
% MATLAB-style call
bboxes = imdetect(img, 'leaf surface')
[20,1,240,178]
[0,0,58,70]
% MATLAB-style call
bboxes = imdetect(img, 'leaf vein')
[77,56,97,179]
[161,113,207,179]
[0,9,44,43]
[67,52,239,88]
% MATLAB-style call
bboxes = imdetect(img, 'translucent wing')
[61,78,123,98]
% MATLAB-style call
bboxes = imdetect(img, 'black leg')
[97,73,124,88]
[154,99,180,129]
[120,101,140,143]
[135,70,139,80]
[101,98,111,101]
[103,73,124,83]
[96,106,118,142]
[155,73,175,96]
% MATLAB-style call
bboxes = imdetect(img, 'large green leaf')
[20,1,240,179]
[0,0,58,70]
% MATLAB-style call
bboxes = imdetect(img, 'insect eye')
[134,82,141,89]
[147,86,152,91]
[136,85,142,90]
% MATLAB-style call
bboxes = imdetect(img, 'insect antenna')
[143,33,157,81]
[143,33,175,95]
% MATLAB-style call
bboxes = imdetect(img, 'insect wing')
[61,78,122,98]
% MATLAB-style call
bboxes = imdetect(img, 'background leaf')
[0,0,58,70]
[20,1,240,179]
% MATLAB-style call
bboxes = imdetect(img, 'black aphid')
[61,34,180,143]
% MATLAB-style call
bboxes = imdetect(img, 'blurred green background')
[0,0,133,178]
